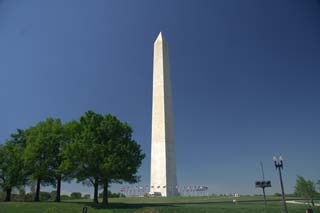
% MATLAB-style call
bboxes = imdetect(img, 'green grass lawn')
[0,197,319,213]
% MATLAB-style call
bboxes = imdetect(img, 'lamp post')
[273,156,288,213]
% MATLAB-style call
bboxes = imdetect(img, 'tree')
[60,194,70,200]
[50,190,57,200]
[294,176,317,206]
[24,118,63,201]
[0,129,28,201]
[99,191,122,198]
[97,114,145,205]
[83,194,90,199]
[61,111,103,203]
[51,120,80,202]
[70,192,82,199]
[62,110,145,205]
[39,191,51,201]
[24,118,77,202]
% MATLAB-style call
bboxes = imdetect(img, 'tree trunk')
[102,181,108,206]
[34,178,41,202]
[55,176,61,202]
[5,188,12,202]
[93,179,99,204]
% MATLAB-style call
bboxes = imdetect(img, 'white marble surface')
[150,32,178,197]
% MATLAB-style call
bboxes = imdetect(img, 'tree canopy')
[1,110,145,204]
[62,110,145,205]
[0,130,28,201]
[24,118,72,201]
[294,176,317,206]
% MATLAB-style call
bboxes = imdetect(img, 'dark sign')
[255,180,271,188]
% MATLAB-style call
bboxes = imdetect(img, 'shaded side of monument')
[150,32,178,197]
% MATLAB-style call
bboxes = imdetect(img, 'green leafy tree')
[83,194,90,199]
[60,194,70,200]
[294,176,317,206]
[0,130,28,201]
[70,192,82,199]
[39,191,51,201]
[62,110,145,205]
[97,114,145,205]
[51,120,80,202]
[61,111,103,203]
[24,118,63,201]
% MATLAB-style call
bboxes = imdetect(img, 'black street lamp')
[273,156,288,213]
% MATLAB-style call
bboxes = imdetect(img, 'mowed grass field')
[0,196,319,213]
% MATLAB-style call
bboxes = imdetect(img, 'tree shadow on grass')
[62,201,175,210]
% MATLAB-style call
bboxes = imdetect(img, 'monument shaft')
[150,32,177,197]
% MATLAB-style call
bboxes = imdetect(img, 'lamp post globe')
[273,155,288,213]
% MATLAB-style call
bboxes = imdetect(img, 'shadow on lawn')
[62,201,175,210]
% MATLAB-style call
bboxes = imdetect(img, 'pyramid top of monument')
[154,32,167,44]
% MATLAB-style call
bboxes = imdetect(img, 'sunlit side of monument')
[150,32,178,197]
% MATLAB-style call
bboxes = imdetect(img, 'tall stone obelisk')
[150,32,178,197]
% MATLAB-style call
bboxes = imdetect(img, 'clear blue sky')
[1,0,319,196]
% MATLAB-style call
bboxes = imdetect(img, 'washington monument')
[150,32,178,197]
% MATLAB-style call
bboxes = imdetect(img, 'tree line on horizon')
[0,110,145,205]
